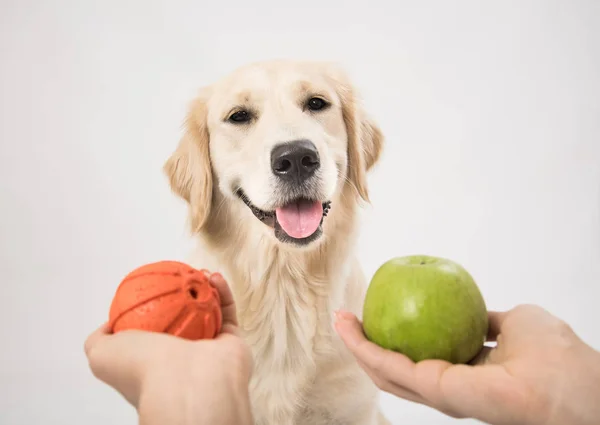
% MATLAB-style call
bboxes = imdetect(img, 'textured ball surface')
[109,261,222,340]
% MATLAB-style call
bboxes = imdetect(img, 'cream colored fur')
[164,60,390,425]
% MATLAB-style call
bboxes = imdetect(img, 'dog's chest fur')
[240,254,347,420]
[189,243,380,425]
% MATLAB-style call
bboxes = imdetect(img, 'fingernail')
[335,309,354,321]
[209,272,223,282]
[334,318,360,347]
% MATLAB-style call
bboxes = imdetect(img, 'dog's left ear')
[356,105,384,172]
[330,68,384,202]
[163,92,213,233]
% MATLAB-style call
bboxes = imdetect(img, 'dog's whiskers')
[337,170,361,203]
[322,200,331,216]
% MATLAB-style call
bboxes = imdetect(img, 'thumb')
[208,273,240,335]
[334,310,392,371]
[334,310,367,349]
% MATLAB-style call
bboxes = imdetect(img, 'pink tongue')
[276,200,323,239]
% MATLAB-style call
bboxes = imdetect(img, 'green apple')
[362,255,488,364]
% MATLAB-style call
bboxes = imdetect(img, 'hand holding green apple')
[334,254,600,425]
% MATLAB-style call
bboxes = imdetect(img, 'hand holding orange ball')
[85,268,253,425]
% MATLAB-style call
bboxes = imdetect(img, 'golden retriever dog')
[164,59,389,425]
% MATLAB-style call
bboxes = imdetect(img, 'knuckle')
[363,368,386,391]
[510,304,547,324]
[511,303,536,314]
[370,354,386,375]
[86,350,103,378]
[377,378,392,393]
[372,351,392,375]
[219,336,252,369]
[554,319,575,339]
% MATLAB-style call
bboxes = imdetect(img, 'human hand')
[85,273,253,425]
[335,304,600,425]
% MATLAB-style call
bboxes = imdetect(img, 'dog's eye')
[306,97,329,112]
[228,110,252,123]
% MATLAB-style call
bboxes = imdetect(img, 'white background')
[1,1,599,424]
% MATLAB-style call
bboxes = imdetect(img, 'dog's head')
[164,60,383,248]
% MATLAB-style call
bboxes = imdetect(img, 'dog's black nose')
[271,140,320,182]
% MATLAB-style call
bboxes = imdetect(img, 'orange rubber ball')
[108,261,222,340]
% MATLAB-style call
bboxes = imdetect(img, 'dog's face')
[165,60,382,248]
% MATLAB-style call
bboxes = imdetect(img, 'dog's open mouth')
[236,189,331,245]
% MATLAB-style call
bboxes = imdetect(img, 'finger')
[84,323,111,356]
[334,311,417,389]
[411,359,460,413]
[356,358,427,405]
[209,273,238,328]
[384,383,428,405]
[352,348,464,418]
[487,311,508,341]
[355,357,457,415]
[468,346,494,366]
[219,323,242,337]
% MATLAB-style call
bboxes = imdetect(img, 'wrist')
[545,343,600,425]
[188,373,253,425]
[229,383,254,425]
[187,353,254,425]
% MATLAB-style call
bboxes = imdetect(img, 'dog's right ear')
[163,94,213,233]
